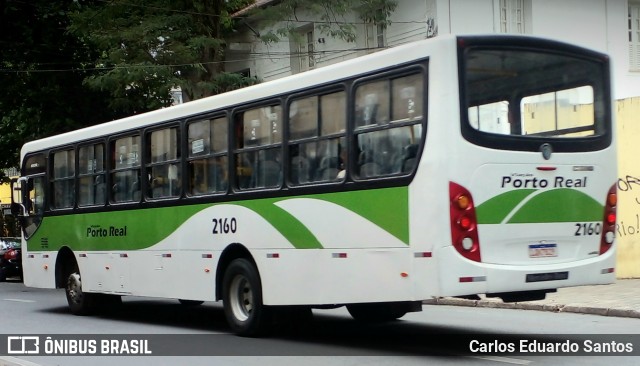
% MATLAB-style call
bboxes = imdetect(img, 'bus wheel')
[65,267,96,315]
[222,258,272,337]
[347,302,408,322]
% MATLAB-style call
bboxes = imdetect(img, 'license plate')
[529,243,557,258]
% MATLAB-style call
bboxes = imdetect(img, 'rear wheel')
[222,258,272,337]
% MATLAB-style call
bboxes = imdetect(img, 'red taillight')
[600,184,617,255]
[450,182,481,262]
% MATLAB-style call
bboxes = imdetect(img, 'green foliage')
[253,0,397,44]
[0,0,397,173]
[0,0,122,170]
[68,0,256,107]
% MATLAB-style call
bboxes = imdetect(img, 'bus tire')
[346,302,408,322]
[222,258,272,337]
[65,266,97,315]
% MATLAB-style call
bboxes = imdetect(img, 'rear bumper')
[436,245,616,297]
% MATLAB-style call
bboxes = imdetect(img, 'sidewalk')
[426,278,640,318]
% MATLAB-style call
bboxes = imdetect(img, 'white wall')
[229,0,640,100]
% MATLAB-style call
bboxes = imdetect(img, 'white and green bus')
[12,35,617,336]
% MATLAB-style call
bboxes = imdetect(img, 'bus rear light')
[600,185,617,255]
[606,213,616,225]
[458,216,472,230]
[450,182,481,262]
[456,195,471,209]
[461,237,474,251]
[601,267,615,274]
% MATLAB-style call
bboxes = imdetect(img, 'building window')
[498,0,524,34]
[365,22,386,52]
[630,1,640,71]
[291,26,315,73]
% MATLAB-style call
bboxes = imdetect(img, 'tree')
[0,0,122,174]
[68,0,397,112]
[248,0,398,44]
[68,0,258,110]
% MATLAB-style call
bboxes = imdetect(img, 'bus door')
[12,175,46,238]
[12,154,47,238]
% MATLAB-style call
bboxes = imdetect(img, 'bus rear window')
[461,44,610,152]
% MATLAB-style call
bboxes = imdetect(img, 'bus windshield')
[461,44,610,151]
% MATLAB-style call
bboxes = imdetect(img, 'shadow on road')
[36,297,602,357]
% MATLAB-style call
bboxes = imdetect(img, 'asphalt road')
[0,280,639,366]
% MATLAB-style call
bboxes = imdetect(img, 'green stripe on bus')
[476,188,603,224]
[309,187,409,244]
[236,199,324,249]
[27,186,409,251]
[29,205,205,251]
[476,189,536,224]
[507,188,603,224]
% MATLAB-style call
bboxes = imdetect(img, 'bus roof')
[20,34,602,162]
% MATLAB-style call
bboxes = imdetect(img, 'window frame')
[287,87,348,186]
[49,147,76,211]
[108,133,142,205]
[186,115,230,197]
[351,67,427,181]
[232,102,284,192]
[145,123,183,200]
[77,141,107,208]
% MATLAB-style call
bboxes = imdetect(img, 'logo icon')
[7,336,40,354]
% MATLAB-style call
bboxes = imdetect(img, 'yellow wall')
[615,97,640,278]
[0,180,11,207]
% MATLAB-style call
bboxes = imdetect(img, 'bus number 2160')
[213,218,237,234]
[574,222,602,236]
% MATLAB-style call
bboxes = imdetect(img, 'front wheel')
[222,258,272,337]
[65,266,97,315]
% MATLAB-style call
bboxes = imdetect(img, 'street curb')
[424,298,640,319]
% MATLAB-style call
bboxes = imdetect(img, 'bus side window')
[147,127,181,199]
[51,149,75,209]
[78,143,106,207]
[354,72,424,179]
[235,105,282,190]
[110,135,141,203]
[355,80,389,127]
[288,91,346,185]
[187,117,229,196]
